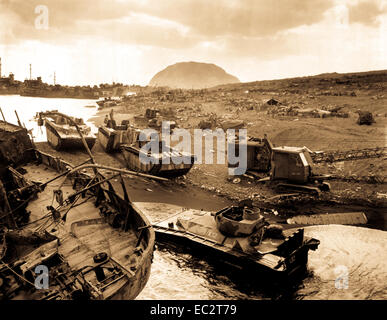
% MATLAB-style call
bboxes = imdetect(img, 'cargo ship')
[20,76,99,99]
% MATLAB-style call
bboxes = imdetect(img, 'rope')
[16,213,52,229]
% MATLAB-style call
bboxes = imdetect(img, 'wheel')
[93,252,108,264]
[319,182,331,192]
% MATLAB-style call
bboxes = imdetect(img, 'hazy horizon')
[1,0,386,86]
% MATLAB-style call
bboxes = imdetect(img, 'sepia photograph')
[0,0,386,310]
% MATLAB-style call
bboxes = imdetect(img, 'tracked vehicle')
[229,134,330,195]
[121,126,195,177]
[98,110,131,153]
[136,201,320,280]
[38,112,96,151]
[268,146,331,195]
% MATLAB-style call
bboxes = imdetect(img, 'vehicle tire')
[93,252,108,264]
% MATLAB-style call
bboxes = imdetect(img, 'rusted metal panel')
[287,212,368,226]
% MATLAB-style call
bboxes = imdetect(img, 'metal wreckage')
[0,110,336,299]
[98,109,195,177]
[149,200,320,280]
[0,113,158,300]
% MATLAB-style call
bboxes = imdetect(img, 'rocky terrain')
[149,61,239,89]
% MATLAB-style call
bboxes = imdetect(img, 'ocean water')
[0,94,98,142]
[137,225,387,300]
[1,95,386,300]
[298,225,387,300]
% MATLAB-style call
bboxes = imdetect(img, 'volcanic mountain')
[149,61,240,89]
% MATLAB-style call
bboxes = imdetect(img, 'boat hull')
[121,145,194,177]
[45,120,96,151]
[98,127,125,153]
[134,202,318,283]
[107,245,153,300]
[20,88,98,99]
[0,146,155,300]
[153,224,311,282]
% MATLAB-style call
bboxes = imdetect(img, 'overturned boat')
[120,127,195,177]
[138,202,319,280]
[0,117,156,300]
[39,112,96,151]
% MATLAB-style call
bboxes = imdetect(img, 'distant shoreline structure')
[0,73,142,100]
[1,60,386,96]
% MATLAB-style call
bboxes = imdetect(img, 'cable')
[0,258,35,287]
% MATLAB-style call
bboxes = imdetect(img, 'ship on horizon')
[20,76,100,99]
[0,58,100,99]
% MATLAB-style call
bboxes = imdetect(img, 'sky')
[0,0,386,86]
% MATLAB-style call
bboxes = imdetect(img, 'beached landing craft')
[98,111,131,153]
[98,119,131,153]
[96,97,118,110]
[0,117,157,300]
[136,201,320,281]
[38,112,96,151]
[121,127,196,177]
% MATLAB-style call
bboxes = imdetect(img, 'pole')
[0,107,6,122]
[0,180,17,228]
[39,157,93,190]
[66,163,168,182]
[14,110,22,127]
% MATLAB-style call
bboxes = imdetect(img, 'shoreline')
[20,86,386,232]
[35,120,387,231]
[87,105,387,208]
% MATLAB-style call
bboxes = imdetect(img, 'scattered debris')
[266,98,279,106]
[356,110,375,125]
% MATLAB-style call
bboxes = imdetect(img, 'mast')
[54,71,56,85]
[0,57,2,78]
[29,64,32,80]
